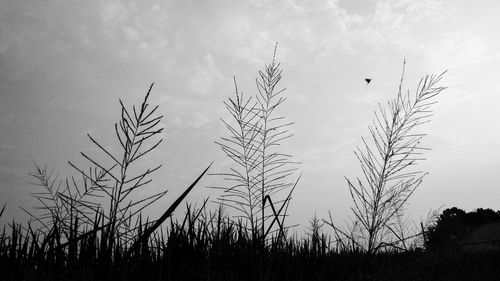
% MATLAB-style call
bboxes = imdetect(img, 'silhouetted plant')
[22,161,107,245]
[0,204,5,222]
[23,84,168,251]
[326,61,447,255]
[306,213,328,256]
[22,84,212,259]
[1,79,500,280]
[212,44,300,241]
[425,207,500,250]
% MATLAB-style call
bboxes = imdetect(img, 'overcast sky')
[1,0,500,232]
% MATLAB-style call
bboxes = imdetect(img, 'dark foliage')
[1,209,500,281]
[425,207,500,250]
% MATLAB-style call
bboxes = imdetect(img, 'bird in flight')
[365,78,372,85]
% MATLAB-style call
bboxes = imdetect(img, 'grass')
[326,60,447,256]
[1,58,499,280]
[211,44,300,242]
[1,209,500,281]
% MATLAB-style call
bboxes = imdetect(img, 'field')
[1,205,500,281]
[1,53,499,281]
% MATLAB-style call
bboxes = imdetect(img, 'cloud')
[214,15,276,65]
[372,0,446,27]
[95,1,175,62]
[227,0,448,62]
[347,0,448,51]
[170,116,183,128]
[121,26,140,42]
[295,146,346,171]
[418,31,492,70]
[188,54,226,96]
[187,111,213,129]
[346,90,385,104]
[286,0,338,13]
[99,0,131,27]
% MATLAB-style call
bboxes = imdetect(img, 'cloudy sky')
[1,0,499,232]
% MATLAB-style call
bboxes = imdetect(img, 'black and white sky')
[1,0,500,230]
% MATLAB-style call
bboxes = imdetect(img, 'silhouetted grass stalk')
[212,44,300,243]
[326,61,447,258]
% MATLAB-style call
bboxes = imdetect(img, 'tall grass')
[212,44,300,242]
[1,60,499,281]
[326,61,447,256]
[0,85,213,277]
[2,202,500,280]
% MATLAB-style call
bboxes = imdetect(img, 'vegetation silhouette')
[327,60,447,255]
[1,54,499,281]
[426,207,500,250]
[211,44,301,243]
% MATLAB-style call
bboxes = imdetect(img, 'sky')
[1,0,500,234]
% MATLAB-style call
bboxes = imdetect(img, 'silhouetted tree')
[425,207,500,250]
